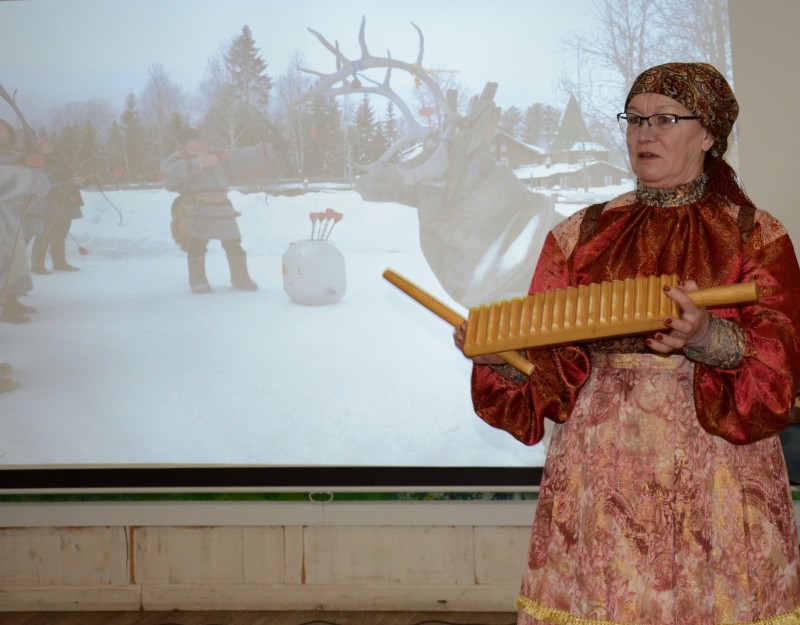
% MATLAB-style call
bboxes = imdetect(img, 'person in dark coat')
[30,148,84,273]
[161,128,273,294]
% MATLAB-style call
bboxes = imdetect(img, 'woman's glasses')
[617,113,701,133]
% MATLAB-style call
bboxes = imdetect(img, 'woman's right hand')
[453,321,506,366]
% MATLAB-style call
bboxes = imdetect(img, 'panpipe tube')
[382,269,535,376]
[463,275,759,357]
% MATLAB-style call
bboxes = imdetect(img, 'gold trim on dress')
[517,594,800,625]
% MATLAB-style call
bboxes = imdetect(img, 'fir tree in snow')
[381,100,401,163]
[226,25,272,111]
[46,97,115,177]
[165,112,190,154]
[350,94,383,167]
[303,96,344,180]
[53,123,82,170]
[499,105,524,139]
[105,122,125,181]
[118,91,148,182]
[200,24,274,149]
[77,118,100,169]
[522,103,562,150]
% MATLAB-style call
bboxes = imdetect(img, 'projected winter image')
[0,0,731,470]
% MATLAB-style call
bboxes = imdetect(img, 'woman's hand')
[453,321,506,366]
[646,280,712,354]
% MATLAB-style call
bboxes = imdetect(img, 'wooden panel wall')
[0,524,532,612]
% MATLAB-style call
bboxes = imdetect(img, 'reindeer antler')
[298,16,459,174]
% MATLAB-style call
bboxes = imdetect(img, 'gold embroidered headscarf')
[625,62,738,158]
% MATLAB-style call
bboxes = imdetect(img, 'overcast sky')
[0,0,597,123]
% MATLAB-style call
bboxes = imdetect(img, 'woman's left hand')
[646,279,712,354]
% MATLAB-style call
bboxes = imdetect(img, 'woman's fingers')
[648,279,711,352]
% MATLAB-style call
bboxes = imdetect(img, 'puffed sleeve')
[221,143,273,180]
[160,152,199,193]
[0,163,50,202]
[470,227,592,445]
[694,212,800,444]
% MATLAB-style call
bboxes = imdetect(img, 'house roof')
[550,94,593,153]
[513,159,629,180]
[554,141,609,153]
[495,131,546,155]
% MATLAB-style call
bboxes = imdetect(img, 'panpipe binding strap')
[463,274,758,357]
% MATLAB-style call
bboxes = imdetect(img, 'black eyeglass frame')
[617,112,702,131]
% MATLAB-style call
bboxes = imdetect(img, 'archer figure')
[0,117,50,324]
[161,128,275,294]
[30,142,85,273]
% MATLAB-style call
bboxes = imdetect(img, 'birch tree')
[139,63,188,166]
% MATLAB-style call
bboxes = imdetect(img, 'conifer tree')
[350,94,379,166]
[105,122,126,182]
[53,123,82,175]
[201,25,273,149]
[303,96,343,180]
[225,25,272,111]
[165,112,190,154]
[499,105,524,139]
[522,103,562,150]
[382,101,400,162]
[118,92,149,182]
[77,118,100,170]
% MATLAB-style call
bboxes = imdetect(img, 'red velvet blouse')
[472,178,800,446]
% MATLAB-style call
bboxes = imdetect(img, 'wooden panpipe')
[383,269,536,376]
[463,274,758,357]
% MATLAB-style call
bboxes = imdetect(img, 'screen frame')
[0,466,543,492]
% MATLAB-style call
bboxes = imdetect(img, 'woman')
[455,63,800,623]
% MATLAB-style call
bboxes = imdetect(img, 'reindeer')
[298,17,558,308]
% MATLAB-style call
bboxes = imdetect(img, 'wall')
[0,499,534,611]
[729,0,800,246]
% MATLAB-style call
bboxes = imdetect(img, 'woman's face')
[625,93,714,189]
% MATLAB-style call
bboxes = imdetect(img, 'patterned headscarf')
[625,62,738,158]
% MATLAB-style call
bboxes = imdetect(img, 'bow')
[1,86,123,228]
[0,83,40,157]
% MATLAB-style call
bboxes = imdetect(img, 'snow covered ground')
[0,182,630,471]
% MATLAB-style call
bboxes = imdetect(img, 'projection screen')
[1,0,785,492]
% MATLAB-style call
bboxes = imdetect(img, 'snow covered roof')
[496,131,546,154]
[512,159,629,179]
[551,141,609,153]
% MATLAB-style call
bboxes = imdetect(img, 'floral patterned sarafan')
[471,174,800,624]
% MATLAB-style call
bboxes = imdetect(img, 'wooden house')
[489,94,631,190]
